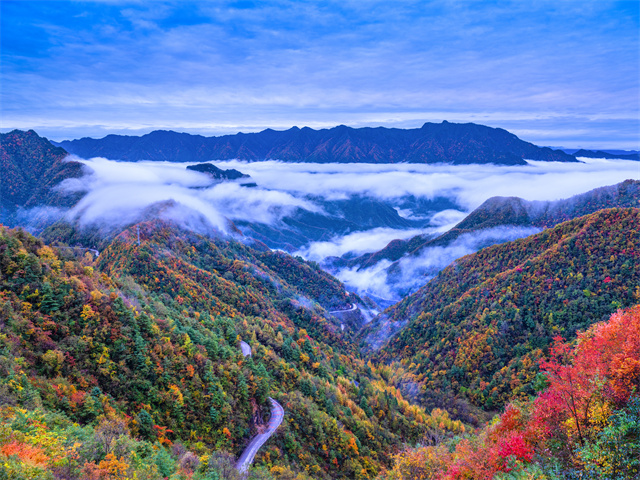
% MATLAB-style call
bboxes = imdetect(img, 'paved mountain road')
[240,340,252,357]
[328,303,358,314]
[235,341,284,474]
[235,397,284,474]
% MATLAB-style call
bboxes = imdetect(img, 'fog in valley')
[42,155,640,303]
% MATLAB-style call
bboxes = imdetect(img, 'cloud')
[337,260,395,301]
[55,156,640,245]
[11,153,636,305]
[296,227,431,261]
[391,226,542,295]
[218,158,640,210]
[428,209,468,226]
[1,2,637,147]
[335,226,542,300]
[62,157,321,232]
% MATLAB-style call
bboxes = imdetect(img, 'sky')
[1,0,639,149]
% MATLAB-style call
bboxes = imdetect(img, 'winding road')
[235,341,284,474]
[236,397,284,474]
[54,246,100,256]
[328,303,358,314]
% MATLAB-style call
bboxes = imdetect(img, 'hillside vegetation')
[0,225,462,479]
[364,208,640,422]
[380,305,640,479]
[0,130,84,226]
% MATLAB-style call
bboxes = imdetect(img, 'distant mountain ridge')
[571,149,640,161]
[54,121,577,165]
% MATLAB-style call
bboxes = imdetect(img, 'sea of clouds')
[53,155,639,302]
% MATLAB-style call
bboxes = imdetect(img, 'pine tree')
[40,282,60,313]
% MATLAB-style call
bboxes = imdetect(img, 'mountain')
[186,162,250,180]
[383,306,640,479]
[334,180,640,297]
[0,222,463,479]
[361,208,640,423]
[0,130,86,224]
[235,195,426,252]
[54,121,577,165]
[573,148,640,161]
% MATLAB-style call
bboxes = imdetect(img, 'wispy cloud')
[1,1,638,148]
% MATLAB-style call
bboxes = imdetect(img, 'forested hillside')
[381,305,640,479]
[343,179,639,272]
[0,225,463,479]
[364,208,640,422]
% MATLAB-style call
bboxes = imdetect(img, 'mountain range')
[572,148,640,161]
[54,121,577,165]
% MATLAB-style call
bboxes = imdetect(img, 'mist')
[335,226,542,301]
[60,156,320,233]
[42,155,640,304]
[215,157,640,210]
[296,227,437,261]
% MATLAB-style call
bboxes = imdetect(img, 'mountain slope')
[334,180,640,302]
[0,130,85,224]
[362,208,640,420]
[383,306,640,479]
[55,121,576,165]
[0,223,462,479]
[349,179,640,271]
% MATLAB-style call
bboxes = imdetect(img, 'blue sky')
[1,1,638,148]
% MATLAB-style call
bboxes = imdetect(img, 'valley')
[2,2,637,478]
[0,128,638,479]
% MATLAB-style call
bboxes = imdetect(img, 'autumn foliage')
[383,305,640,479]
[0,225,461,479]
[372,208,640,420]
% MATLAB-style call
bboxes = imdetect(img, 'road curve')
[54,246,100,256]
[328,303,358,314]
[235,397,284,473]
[235,341,284,473]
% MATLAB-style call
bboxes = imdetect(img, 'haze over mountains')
[329,179,640,300]
[54,121,577,165]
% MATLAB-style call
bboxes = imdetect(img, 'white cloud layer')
[296,227,431,261]
[63,157,320,232]
[217,158,640,210]
[335,226,542,301]
[52,156,640,302]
